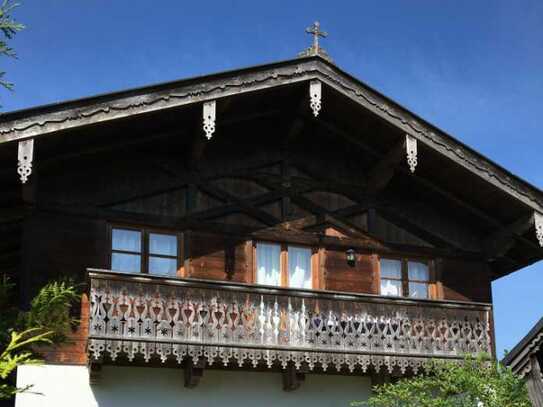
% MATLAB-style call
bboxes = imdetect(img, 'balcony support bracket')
[282,363,306,392]
[88,357,103,385]
[184,359,205,388]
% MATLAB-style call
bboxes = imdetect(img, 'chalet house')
[3,26,543,406]
[503,318,543,407]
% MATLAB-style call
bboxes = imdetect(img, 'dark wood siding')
[324,250,377,294]
[440,258,492,303]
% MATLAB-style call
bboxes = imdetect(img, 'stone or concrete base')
[16,364,371,407]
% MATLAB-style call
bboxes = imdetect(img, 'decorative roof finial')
[298,21,332,62]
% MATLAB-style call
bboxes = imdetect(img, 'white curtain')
[256,243,281,286]
[380,259,402,297]
[408,261,429,299]
[408,261,429,281]
[288,246,312,289]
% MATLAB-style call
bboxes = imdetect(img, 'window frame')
[109,225,182,275]
[378,256,435,299]
[253,241,317,289]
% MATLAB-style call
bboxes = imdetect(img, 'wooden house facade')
[2,46,543,406]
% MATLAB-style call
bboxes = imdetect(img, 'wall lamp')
[346,249,356,267]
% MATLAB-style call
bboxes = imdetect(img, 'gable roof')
[1,55,542,215]
[0,54,542,279]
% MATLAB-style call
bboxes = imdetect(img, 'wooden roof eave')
[1,55,542,217]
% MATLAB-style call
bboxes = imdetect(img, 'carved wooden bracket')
[17,138,34,183]
[535,211,543,247]
[405,134,417,173]
[184,359,205,388]
[309,80,322,117]
[203,100,216,140]
[282,363,306,392]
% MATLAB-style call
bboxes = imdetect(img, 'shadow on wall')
[16,365,371,407]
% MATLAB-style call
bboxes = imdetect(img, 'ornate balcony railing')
[88,269,492,374]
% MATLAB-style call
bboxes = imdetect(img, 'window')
[111,227,180,276]
[379,258,431,299]
[255,242,313,289]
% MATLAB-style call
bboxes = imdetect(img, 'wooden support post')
[370,372,391,390]
[184,360,205,389]
[88,358,103,385]
[282,363,306,392]
[281,157,291,221]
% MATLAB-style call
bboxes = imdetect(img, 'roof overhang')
[1,55,542,275]
[503,317,543,378]
[2,56,542,215]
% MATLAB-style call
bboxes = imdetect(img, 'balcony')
[87,269,492,375]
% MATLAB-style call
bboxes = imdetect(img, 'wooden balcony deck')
[87,269,492,374]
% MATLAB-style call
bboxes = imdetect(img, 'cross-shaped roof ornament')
[306,21,328,55]
[298,21,333,62]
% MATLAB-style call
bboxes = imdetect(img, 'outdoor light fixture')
[346,249,356,267]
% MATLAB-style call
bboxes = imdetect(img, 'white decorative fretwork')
[535,211,543,247]
[88,272,491,375]
[309,80,322,117]
[406,134,418,173]
[17,139,34,184]
[203,100,216,140]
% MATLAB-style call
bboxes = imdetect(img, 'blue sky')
[4,1,542,358]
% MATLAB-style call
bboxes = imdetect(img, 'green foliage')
[0,275,18,346]
[0,0,24,90]
[0,329,52,400]
[0,277,80,400]
[23,280,79,342]
[357,355,530,407]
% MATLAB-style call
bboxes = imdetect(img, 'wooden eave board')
[0,56,542,222]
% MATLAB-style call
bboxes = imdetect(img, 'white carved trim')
[309,80,322,117]
[17,139,34,184]
[406,134,418,173]
[203,100,216,140]
[535,211,543,247]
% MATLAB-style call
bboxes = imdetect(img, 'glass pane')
[288,246,312,289]
[256,243,281,286]
[112,252,141,273]
[409,282,429,299]
[149,233,177,256]
[381,279,402,297]
[112,228,141,252]
[408,261,429,281]
[149,256,177,276]
[380,259,402,279]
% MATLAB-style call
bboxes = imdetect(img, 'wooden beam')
[316,117,543,253]
[282,363,306,392]
[184,360,204,388]
[484,214,535,258]
[196,183,281,226]
[88,358,102,385]
[366,139,406,194]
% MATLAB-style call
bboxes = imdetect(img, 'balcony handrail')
[87,268,493,374]
[87,268,492,312]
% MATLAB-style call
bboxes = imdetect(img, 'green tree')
[0,0,24,90]
[354,355,530,407]
[0,277,79,400]
[0,329,52,399]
